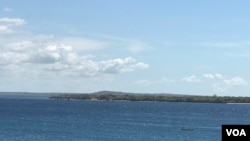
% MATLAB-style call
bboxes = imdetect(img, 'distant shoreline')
[1,91,250,103]
[49,91,250,103]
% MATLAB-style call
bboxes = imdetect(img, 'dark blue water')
[0,98,249,141]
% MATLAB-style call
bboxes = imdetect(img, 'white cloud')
[202,74,248,94]
[2,35,108,51]
[0,52,28,65]
[209,76,249,96]
[0,42,149,78]
[203,73,223,80]
[135,78,174,86]
[182,75,200,82]
[0,17,26,33]
[215,74,223,79]
[0,18,26,26]
[212,83,227,93]
[5,41,35,52]
[0,25,11,33]
[223,77,248,86]
[99,57,149,73]
[203,74,214,79]
[179,74,249,96]
[0,34,111,79]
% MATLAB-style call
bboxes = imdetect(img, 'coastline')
[50,91,250,104]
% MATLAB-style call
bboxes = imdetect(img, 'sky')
[0,0,250,96]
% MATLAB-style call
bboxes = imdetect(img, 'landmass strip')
[50,91,250,103]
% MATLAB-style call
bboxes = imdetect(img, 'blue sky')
[0,1,250,96]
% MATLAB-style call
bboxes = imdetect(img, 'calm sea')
[0,97,249,141]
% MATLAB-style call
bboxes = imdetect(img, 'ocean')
[0,98,249,141]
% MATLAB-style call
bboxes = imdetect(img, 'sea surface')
[0,97,250,141]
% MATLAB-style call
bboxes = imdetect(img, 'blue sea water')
[0,98,250,141]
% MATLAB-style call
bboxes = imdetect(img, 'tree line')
[50,92,250,103]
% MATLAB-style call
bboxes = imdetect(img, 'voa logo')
[226,129,246,136]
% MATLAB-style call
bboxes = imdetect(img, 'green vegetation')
[50,91,250,103]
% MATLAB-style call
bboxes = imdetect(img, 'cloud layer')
[0,17,26,33]
[182,73,248,95]
[0,41,149,78]
[135,78,174,86]
[0,17,151,79]
[182,75,200,82]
